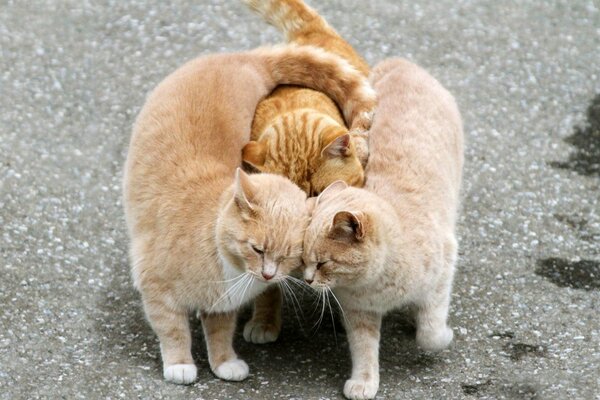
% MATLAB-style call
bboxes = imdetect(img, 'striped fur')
[242,0,372,194]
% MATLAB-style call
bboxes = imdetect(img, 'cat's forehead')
[258,208,307,256]
[304,210,335,257]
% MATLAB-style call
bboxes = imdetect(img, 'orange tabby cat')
[241,0,371,196]
[123,45,375,385]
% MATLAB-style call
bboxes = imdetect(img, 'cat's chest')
[336,281,409,313]
[211,262,268,313]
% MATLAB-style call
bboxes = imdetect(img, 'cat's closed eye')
[316,261,327,270]
[251,245,264,255]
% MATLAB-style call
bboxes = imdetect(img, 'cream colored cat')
[303,58,464,400]
[123,45,375,385]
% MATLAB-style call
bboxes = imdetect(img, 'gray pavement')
[1,1,599,399]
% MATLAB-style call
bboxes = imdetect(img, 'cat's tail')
[243,0,331,41]
[243,0,369,75]
[251,44,374,134]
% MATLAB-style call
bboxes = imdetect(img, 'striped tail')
[243,0,333,41]
[252,44,374,133]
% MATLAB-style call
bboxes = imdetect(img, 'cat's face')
[217,169,309,282]
[309,132,364,195]
[302,181,381,289]
[242,125,364,196]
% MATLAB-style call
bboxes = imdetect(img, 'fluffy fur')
[303,58,464,399]
[241,0,372,195]
[123,45,376,385]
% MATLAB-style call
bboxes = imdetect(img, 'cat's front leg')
[243,285,282,344]
[142,295,196,384]
[343,309,382,400]
[200,310,249,381]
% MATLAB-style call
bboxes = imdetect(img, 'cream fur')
[303,58,464,399]
[123,45,376,385]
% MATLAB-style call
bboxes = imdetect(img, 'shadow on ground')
[94,277,443,396]
[551,94,600,177]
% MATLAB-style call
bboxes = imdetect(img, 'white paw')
[417,325,454,352]
[343,378,379,400]
[213,359,249,381]
[243,319,280,344]
[163,363,197,385]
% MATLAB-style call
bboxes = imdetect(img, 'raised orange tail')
[243,0,369,75]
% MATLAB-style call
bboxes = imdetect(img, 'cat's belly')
[209,261,269,313]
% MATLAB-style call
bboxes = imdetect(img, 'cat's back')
[366,58,463,224]
[126,54,269,207]
[251,85,345,139]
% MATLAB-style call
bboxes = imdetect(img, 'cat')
[123,44,376,385]
[302,58,464,400]
[239,0,373,348]
[241,0,371,196]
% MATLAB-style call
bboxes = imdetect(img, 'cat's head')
[242,121,364,196]
[302,181,385,289]
[216,168,310,282]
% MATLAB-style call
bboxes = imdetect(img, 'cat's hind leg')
[415,248,456,352]
[243,285,282,344]
[142,294,196,384]
[200,310,249,381]
[415,290,454,351]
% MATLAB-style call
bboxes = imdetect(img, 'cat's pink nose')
[262,271,274,280]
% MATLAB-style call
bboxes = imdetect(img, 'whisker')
[312,288,327,333]
[286,275,312,292]
[237,273,256,308]
[209,273,250,312]
[325,289,338,345]
[280,278,306,335]
[207,273,248,284]
[327,287,349,327]
[282,278,304,318]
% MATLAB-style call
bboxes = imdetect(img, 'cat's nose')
[262,271,275,280]
[305,278,313,284]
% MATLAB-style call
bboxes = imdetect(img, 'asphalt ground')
[1,1,599,399]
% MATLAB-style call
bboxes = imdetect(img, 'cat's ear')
[329,211,366,242]
[322,133,351,157]
[234,168,257,215]
[316,180,347,206]
[242,141,266,169]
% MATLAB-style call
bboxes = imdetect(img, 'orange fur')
[242,0,372,194]
[123,45,376,385]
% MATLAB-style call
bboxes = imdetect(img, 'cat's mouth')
[248,270,281,283]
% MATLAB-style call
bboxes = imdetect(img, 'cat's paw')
[417,325,454,352]
[350,130,369,167]
[243,319,280,344]
[163,363,197,385]
[213,359,249,381]
[343,378,379,400]
[350,109,375,132]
